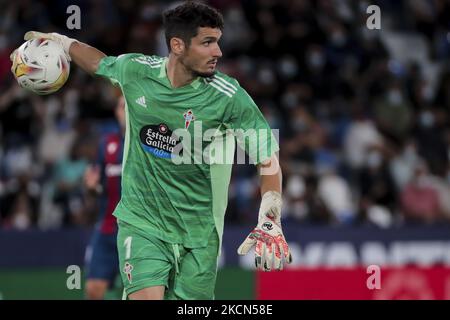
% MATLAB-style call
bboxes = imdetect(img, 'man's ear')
[170,37,185,55]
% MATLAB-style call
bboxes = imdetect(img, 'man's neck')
[166,54,196,88]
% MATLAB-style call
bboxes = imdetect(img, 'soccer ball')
[11,38,70,95]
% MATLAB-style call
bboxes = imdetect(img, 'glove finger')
[10,49,17,62]
[260,242,268,271]
[274,242,282,270]
[287,250,293,264]
[254,240,263,269]
[279,244,285,270]
[64,52,72,62]
[279,236,291,263]
[24,31,49,41]
[280,237,293,264]
[265,243,275,271]
[237,235,256,255]
[282,244,292,265]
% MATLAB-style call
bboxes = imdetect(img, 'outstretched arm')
[21,31,106,75]
[69,41,106,75]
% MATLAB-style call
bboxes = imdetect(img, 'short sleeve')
[95,53,146,85]
[225,87,279,165]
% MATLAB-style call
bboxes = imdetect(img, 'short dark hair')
[163,1,224,51]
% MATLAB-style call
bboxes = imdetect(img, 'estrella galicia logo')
[262,222,273,231]
[139,124,181,159]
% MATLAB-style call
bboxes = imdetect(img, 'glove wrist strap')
[258,191,282,224]
[51,33,77,58]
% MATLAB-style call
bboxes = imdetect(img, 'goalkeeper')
[13,1,292,300]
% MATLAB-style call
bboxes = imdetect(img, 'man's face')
[180,27,223,77]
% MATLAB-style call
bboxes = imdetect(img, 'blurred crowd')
[0,0,449,230]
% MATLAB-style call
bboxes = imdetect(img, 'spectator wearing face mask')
[374,79,413,144]
[400,160,450,224]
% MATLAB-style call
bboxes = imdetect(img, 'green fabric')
[95,54,279,248]
[117,220,219,300]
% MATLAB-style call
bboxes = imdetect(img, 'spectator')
[400,161,449,224]
[51,138,91,226]
[1,0,449,229]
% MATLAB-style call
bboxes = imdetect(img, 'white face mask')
[388,90,403,106]
[280,57,298,79]
[367,150,382,168]
[419,111,435,128]
[258,68,275,85]
[282,91,298,109]
[404,144,417,162]
[307,51,325,69]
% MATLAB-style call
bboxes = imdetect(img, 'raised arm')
[69,41,106,75]
[21,31,106,75]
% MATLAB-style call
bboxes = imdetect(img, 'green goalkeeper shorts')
[117,220,220,300]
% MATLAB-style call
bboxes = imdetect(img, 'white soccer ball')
[11,38,70,95]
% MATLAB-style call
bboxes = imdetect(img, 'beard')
[180,55,216,78]
[192,69,216,78]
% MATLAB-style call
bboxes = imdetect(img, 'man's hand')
[237,191,292,271]
[23,31,77,61]
[11,31,105,76]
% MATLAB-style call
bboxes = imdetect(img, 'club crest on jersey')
[183,109,195,129]
[123,262,134,283]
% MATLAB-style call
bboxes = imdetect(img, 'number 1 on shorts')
[124,236,132,260]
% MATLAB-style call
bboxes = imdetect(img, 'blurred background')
[0,0,450,299]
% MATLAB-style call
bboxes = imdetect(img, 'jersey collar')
[158,57,202,90]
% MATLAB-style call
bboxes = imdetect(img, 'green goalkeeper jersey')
[95,54,279,248]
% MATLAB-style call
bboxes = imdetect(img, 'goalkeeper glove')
[10,31,77,75]
[23,31,77,61]
[237,191,292,271]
